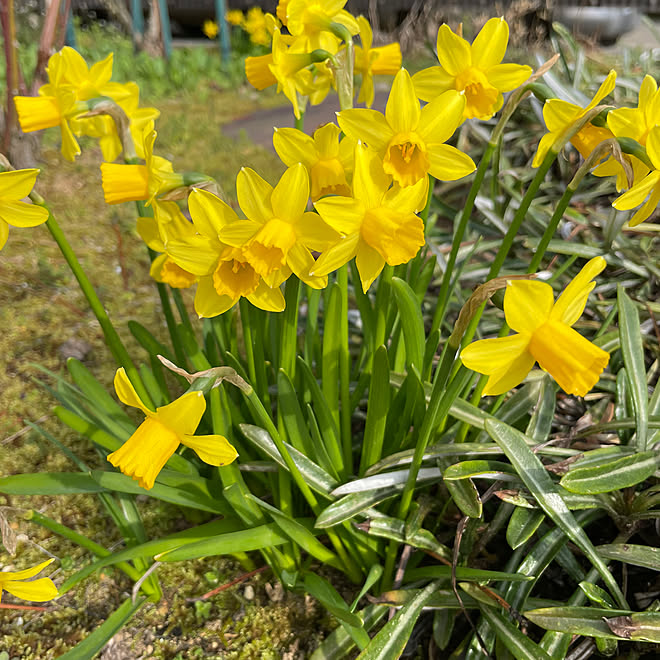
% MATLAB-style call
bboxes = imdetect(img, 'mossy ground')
[0,80,324,658]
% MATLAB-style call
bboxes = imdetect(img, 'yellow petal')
[246,279,286,312]
[314,197,364,235]
[436,24,471,75]
[2,577,58,602]
[551,257,606,326]
[0,200,49,228]
[313,122,341,158]
[418,90,465,145]
[337,109,392,152]
[532,132,557,168]
[543,99,580,132]
[485,63,531,92]
[482,352,537,396]
[461,333,531,376]
[60,119,81,162]
[100,163,148,204]
[352,143,390,207]
[471,17,508,70]
[647,125,660,170]
[427,144,476,182]
[189,188,238,238]
[136,216,164,251]
[273,127,317,168]
[529,320,609,396]
[0,559,54,582]
[156,390,206,436]
[287,242,326,288]
[357,15,373,51]
[311,232,360,277]
[504,280,554,334]
[166,236,219,276]
[585,70,617,112]
[219,220,261,248]
[237,167,273,224]
[412,66,455,103]
[0,221,8,250]
[271,163,309,221]
[355,239,385,292]
[383,178,428,214]
[14,95,61,132]
[293,211,341,251]
[0,168,40,199]
[194,275,237,318]
[628,184,660,227]
[386,69,420,134]
[180,434,238,466]
[114,368,152,415]
[613,171,660,210]
[107,418,180,490]
[370,43,402,76]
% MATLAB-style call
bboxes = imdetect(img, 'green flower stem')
[239,299,260,396]
[374,265,394,351]
[280,276,301,378]
[421,174,434,237]
[491,134,503,217]
[26,510,157,596]
[430,141,496,339]
[295,110,304,132]
[171,288,193,334]
[32,199,154,409]
[337,265,352,470]
[244,388,321,515]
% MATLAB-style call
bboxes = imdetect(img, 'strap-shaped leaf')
[391,276,425,371]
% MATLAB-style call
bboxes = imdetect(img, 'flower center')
[159,258,197,289]
[382,133,429,187]
[212,258,260,299]
[310,158,351,201]
[244,218,297,277]
[455,67,500,120]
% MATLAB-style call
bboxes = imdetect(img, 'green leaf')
[597,543,660,571]
[356,581,441,659]
[277,368,315,457]
[617,286,649,450]
[607,612,660,642]
[56,597,146,659]
[359,346,391,474]
[525,375,557,442]
[391,277,425,371]
[485,419,628,609]
[560,451,658,494]
[506,508,545,550]
[128,320,175,363]
[525,606,632,640]
[0,472,107,495]
[479,605,553,660]
[445,475,482,518]
[315,488,401,528]
[303,572,366,631]
[404,566,532,583]
[156,522,292,561]
[444,460,520,481]
[579,581,617,608]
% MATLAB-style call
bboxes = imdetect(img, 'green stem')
[337,266,352,471]
[374,265,393,351]
[35,203,153,408]
[280,276,300,377]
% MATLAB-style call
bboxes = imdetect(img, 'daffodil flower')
[312,143,427,291]
[217,164,335,286]
[284,0,359,51]
[338,68,475,188]
[533,70,617,168]
[166,189,288,317]
[600,74,660,191]
[0,169,50,250]
[0,559,58,603]
[354,16,402,108]
[461,257,610,397]
[100,123,183,204]
[273,123,354,201]
[108,368,238,490]
[412,18,531,120]
[137,201,197,289]
[612,125,660,226]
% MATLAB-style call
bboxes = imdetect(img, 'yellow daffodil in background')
[137,201,198,289]
[100,123,183,204]
[612,124,660,226]
[273,123,354,201]
[244,7,272,46]
[0,559,58,603]
[312,144,427,291]
[461,257,610,397]
[0,169,50,250]
[108,368,237,490]
[354,15,402,108]
[412,17,531,120]
[226,10,244,27]
[284,0,359,51]
[601,74,660,190]
[203,19,219,39]
[338,68,475,187]
[533,70,617,168]
[218,164,336,286]
[166,189,287,317]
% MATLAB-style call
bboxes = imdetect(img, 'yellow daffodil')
[461,257,610,397]
[108,368,237,490]
[600,74,660,191]
[226,10,244,26]
[533,70,617,168]
[312,143,427,291]
[137,201,198,289]
[412,18,531,120]
[218,164,336,287]
[166,189,287,317]
[338,68,475,187]
[354,16,402,107]
[296,60,335,107]
[273,123,354,201]
[244,7,271,46]
[100,123,183,204]
[0,169,49,250]
[612,124,660,226]
[0,559,58,603]
[284,0,358,51]
[245,53,278,91]
[203,20,219,39]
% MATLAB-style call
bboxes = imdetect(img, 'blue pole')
[131,0,144,39]
[64,4,77,48]
[157,0,172,60]
[214,0,231,63]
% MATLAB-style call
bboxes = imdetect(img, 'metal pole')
[214,0,231,63]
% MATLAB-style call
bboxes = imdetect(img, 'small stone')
[58,337,92,362]
[243,584,255,600]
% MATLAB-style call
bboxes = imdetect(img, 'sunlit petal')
[551,257,606,326]
[471,17,508,70]
[114,368,152,415]
[436,24,471,75]
[386,69,420,134]
[504,280,554,334]
[180,433,238,466]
